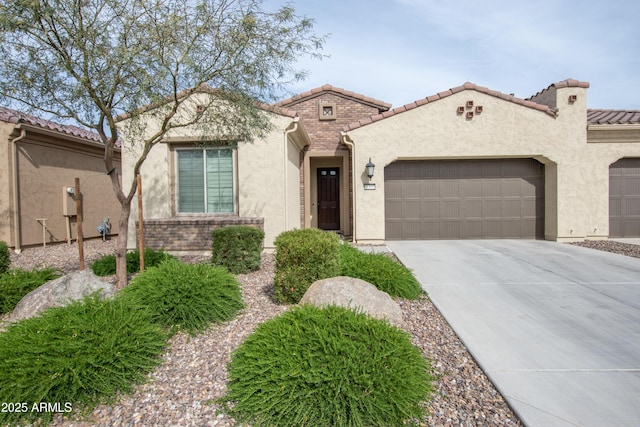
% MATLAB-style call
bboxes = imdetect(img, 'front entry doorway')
[317,168,340,230]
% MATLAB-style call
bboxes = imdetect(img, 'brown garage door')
[610,158,640,237]
[385,159,544,239]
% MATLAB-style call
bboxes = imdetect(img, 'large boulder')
[8,269,116,323]
[300,276,405,328]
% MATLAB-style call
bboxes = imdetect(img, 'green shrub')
[0,294,167,426]
[91,248,175,276]
[221,304,434,426]
[0,267,61,314]
[0,240,9,275]
[273,229,341,303]
[339,244,423,300]
[211,226,264,274]
[119,259,244,335]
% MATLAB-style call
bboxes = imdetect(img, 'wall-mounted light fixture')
[366,158,375,180]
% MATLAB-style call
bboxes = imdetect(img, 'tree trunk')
[115,201,132,289]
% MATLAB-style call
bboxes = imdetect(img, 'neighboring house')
[0,107,121,251]
[123,79,640,253]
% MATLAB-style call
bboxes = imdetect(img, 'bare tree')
[0,0,325,286]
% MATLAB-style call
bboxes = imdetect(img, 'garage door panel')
[440,180,460,197]
[422,181,440,197]
[442,200,460,219]
[503,199,522,217]
[485,199,502,218]
[623,199,640,215]
[441,221,461,239]
[421,201,441,219]
[385,159,544,239]
[466,199,482,219]
[386,221,402,240]
[385,200,403,219]
[483,180,502,197]
[404,201,421,219]
[502,180,521,196]
[623,177,640,195]
[609,158,640,237]
[465,221,483,238]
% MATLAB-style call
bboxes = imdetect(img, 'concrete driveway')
[386,240,640,427]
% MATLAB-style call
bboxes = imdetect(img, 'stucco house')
[123,79,640,252]
[0,107,121,251]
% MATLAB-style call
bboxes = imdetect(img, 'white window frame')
[175,146,237,215]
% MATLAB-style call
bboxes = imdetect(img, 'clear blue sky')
[265,0,640,110]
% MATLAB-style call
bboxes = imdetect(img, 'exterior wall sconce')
[366,158,375,180]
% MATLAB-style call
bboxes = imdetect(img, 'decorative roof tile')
[527,78,590,100]
[343,82,555,132]
[587,109,640,125]
[276,84,391,110]
[0,106,103,143]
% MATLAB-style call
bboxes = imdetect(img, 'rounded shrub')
[0,267,61,314]
[0,294,167,426]
[211,225,264,274]
[339,244,423,300]
[119,259,244,335]
[273,228,341,303]
[91,248,175,276]
[221,304,434,427]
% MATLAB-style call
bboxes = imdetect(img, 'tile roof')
[343,82,556,132]
[0,106,103,143]
[115,84,299,121]
[587,109,640,125]
[527,78,590,101]
[276,84,392,111]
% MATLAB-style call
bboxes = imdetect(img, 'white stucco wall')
[345,85,600,243]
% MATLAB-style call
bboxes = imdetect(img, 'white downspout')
[340,132,356,243]
[11,129,27,253]
[283,118,300,230]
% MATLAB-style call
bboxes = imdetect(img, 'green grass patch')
[119,259,244,335]
[221,304,434,426]
[91,248,175,276]
[0,294,167,426]
[339,244,423,300]
[0,267,61,314]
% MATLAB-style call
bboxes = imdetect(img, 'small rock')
[300,276,405,328]
[8,269,116,323]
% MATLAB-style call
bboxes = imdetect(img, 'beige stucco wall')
[0,122,13,244]
[1,124,121,248]
[237,114,304,247]
[344,86,598,243]
[583,137,640,239]
[120,98,303,250]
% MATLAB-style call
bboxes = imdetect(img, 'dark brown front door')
[318,168,340,230]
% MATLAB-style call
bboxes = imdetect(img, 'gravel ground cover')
[569,239,640,259]
[7,239,524,426]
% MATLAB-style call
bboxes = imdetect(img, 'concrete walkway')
[386,240,640,427]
